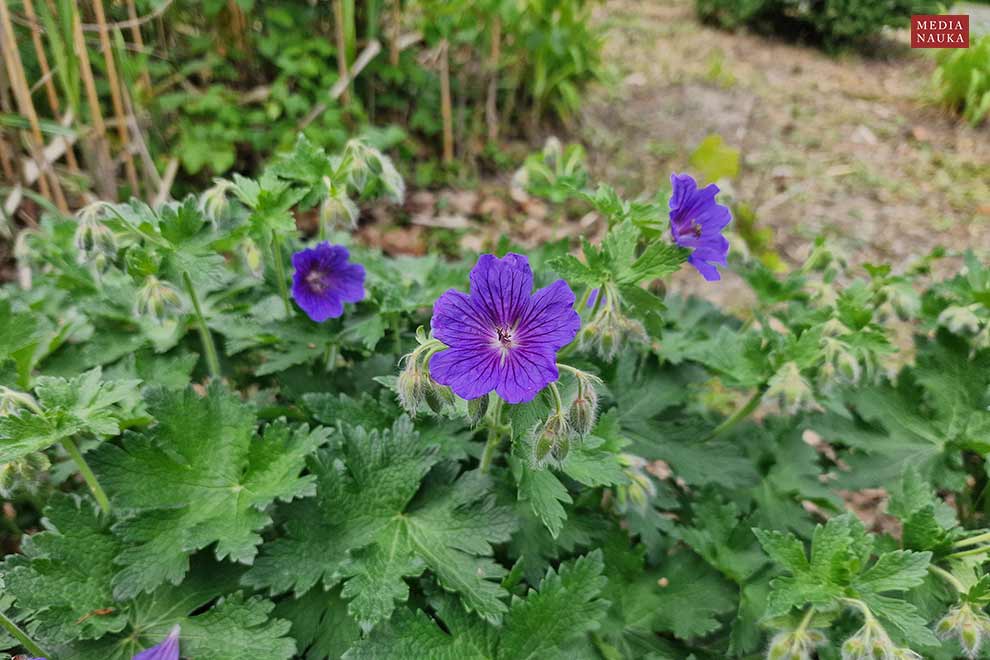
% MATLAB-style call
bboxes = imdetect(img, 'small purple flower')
[669,173,731,281]
[291,242,366,322]
[132,624,180,660]
[429,253,580,404]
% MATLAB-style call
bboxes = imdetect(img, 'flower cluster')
[936,603,990,659]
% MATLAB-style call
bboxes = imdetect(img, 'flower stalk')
[181,271,222,381]
[0,610,48,659]
[705,386,765,441]
[62,437,111,514]
[479,397,505,474]
[271,231,293,317]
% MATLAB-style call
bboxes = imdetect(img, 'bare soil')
[580,0,990,309]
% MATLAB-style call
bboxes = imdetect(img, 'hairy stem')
[575,286,592,312]
[946,545,990,562]
[62,437,111,514]
[548,381,565,416]
[0,610,48,659]
[705,387,765,441]
[953,531,990,549]
[795,606,815,635]
[182,271,222,380]
[271,231,293,318]
[929,564,967,594]
[479,397,504,473]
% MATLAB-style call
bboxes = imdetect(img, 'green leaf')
[512,458,572,539]
[547,254,600,286]
[92,384,330,598]
[0,368,141,462]
[854,550,931,594]
[620,241,687,284]
[0,300,39,363]
[500,551,610,660]
[245,421,513,627]
[1,495,127,643]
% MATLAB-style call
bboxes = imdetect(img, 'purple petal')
[516,280,580,352]
[468,253,533,328]
[495,346,560,404]
[430,346,501,400]
[689,254,722,281]
[431,290,496,347]
[669,173,731,281]
[132,624,180,660]
[290,242,366,322]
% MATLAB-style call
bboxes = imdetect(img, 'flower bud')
[0,386,43,416]
[320,180,360,230]
[424,379,455,414]
[568,395,596,437]
[938,304,982,335]
[532,414,570,467]
[201,178,233,223]
[0,453,50,496]
[134,276,183,325]
[613,454,657,515]
[766,362,817,414]
[935,604,990,659]
[74,216,117,265]
[397,360,426,415]
[467,395,489,426]
[241,238,264,279]
[766,628,826,660]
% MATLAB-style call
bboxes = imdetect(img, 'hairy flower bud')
[320,178,360,230]
[424,378,455,414]
[0,386,43,416]
[938,304,982,335]
[936,603,990,659]
[613,453,657,515]
[242,238,264,278]
[74,205,118,267]
[134,276,183,325]
[767,628,826,660]
[201,178,233,223]
[467,395,489,426]
[397,359,426,415]
[0,453,50,496]
[766,362,817,414]
[840,618,915,660]
[532,414,570,467]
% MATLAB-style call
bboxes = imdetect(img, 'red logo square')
[911,15,970,48]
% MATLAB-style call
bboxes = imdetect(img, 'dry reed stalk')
[439,39,453,164]
[71,5,115,199]
[91,0,140,195]
[333,0,350,104]
[486,16,500,144]
[22,0,81,173]
[0,0,68,212]
[389,0,399,66]
[125,0,152,90]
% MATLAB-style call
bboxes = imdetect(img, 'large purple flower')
[132,624,180,660]
[429,253,580,404]
[291,242,366,322]
[669,173,731,281]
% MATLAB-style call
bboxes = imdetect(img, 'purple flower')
[669,173,731,281]
[291,242,366,322]
[429,253,580,404]
[132,624,180,660]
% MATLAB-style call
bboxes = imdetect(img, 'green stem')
[929,564,967,594]
[271,231,293,318]
[575,287,592,312]
[946,545,990,562]
[704,387,765,441]
[182,271,222,380]
[62,437,111,515]
[954,531,990,549]
[795,606,815,635]
[548,381,565,416]
[479,397,504,473]
[392,316,402,355]
[0,610,49,659]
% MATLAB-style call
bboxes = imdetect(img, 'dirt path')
[581,0,990,308]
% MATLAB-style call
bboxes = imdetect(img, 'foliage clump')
[2,135,990,659]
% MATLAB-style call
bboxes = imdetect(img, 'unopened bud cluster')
[766,361,817,414]
[613,453,657,514]
[134,276,183,325]
[766,628,826,660]
[0,453,50,496]
[531,367,601,468]
[578,285,647,361]
[74,201,117,269]
[841,619,919,660]
[396,332,454,416]
[935,603,990,659]
[201,178,233,224]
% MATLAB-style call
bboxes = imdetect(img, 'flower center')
[678,219,703,239]
[496,326,513,348]
[306,268,328,293]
